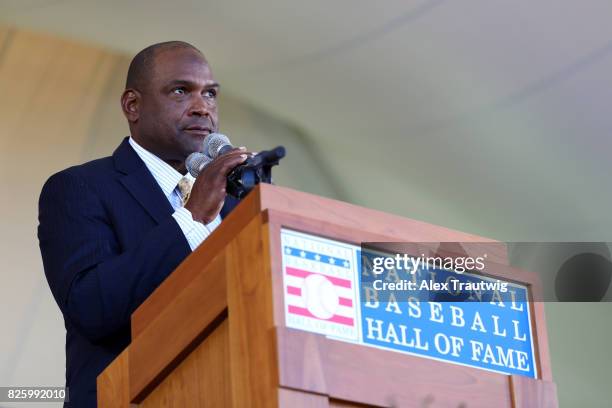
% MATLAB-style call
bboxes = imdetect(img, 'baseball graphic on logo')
[303,274,339,319]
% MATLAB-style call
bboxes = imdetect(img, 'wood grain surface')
[97,349,131,408]
[129,253,228,402]
[275,326,514,408]
[140,320,231,408]
[226,214,279,407]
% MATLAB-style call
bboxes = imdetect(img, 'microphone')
[204,133,233,158]
[185,152,212,177]
[185,133,226,177]
[187,132,286,199]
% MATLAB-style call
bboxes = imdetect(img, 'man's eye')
[172,87,186,95]
[204,89,217,99]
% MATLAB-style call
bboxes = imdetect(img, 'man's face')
[127,48,219,169]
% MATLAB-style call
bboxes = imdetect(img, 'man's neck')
[130,135,187,175]
[167,160,187,175]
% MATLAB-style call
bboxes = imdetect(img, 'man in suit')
[38,41,247,407]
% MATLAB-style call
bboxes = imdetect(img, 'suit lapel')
[113,137,174,224]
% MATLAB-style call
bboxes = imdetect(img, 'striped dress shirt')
[129,137,220,250]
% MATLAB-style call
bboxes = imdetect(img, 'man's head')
[121,41,219,172]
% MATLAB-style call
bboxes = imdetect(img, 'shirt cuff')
[172,207,220,250]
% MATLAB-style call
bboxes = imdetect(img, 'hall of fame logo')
[280,229,537,378]
[281,229,360,341]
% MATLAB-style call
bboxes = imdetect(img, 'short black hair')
[125,41,204,91]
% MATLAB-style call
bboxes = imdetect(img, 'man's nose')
[188,96,211,117]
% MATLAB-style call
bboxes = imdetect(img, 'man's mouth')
[184,126,211,136]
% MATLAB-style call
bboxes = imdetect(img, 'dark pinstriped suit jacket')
[37,137,238,407]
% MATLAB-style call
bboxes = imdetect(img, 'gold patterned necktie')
[177,176,193,206]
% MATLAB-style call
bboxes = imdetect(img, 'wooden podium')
[97,184,558,407]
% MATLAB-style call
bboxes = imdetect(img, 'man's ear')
[121,89,141,123]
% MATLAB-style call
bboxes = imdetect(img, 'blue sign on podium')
[281,229,537,379]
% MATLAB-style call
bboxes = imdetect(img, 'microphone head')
[206,133,232,158]
[202,133,216,156]
[186,152,212,177]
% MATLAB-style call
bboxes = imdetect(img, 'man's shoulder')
[45,155,117,187]
[44,138,134,187]
[39,151,130,207]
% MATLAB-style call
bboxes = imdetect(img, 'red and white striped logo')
[282,230,359,341]
[285,266,354,326]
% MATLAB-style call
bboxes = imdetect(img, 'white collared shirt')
[129,137,221,250]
